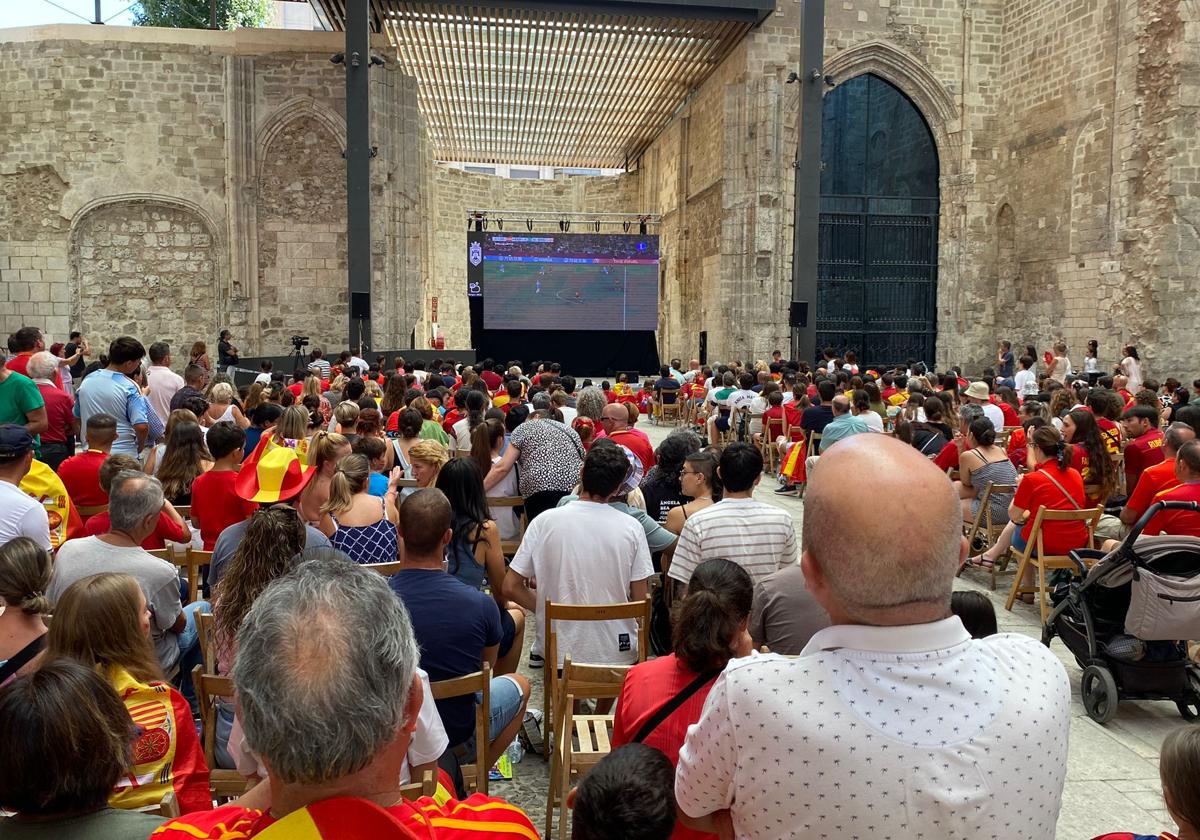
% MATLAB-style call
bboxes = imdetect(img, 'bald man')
[675,435,1071,839]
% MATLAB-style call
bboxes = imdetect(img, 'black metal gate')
[817,74,940,368]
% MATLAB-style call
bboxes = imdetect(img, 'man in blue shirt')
[389,489,530,770]
[75,336,149,456]
[818,395,871,454]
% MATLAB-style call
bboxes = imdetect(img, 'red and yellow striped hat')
[234,434,317,504]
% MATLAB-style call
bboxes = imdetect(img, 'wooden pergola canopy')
[305,0,774,167]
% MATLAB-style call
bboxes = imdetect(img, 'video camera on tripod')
[290,335,311,374]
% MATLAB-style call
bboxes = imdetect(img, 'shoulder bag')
[631,669,720,744]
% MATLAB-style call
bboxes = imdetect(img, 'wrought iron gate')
[817,73,940,368]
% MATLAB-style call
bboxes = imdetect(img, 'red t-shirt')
[6,354,61,388]
[996,400,1019,427]
[1124,457,1178,518]
[190,470,258,550]
[441,409,462,436]
[1013,462,1090,555]
[85,510,188,550]
[1124,428,1165,495]
[56,449,109,510]
[1142,481,1200,538]
[933,440,966,472]
[612,654,718,840]
[608,428,656,470]
[35,382,74,444]
[152,792,539,839]
[1096,417,1122,456]
[881,387,898,401]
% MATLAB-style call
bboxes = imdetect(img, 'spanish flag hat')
[234,433,317,504]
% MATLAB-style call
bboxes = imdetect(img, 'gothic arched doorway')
[817,73,940,367]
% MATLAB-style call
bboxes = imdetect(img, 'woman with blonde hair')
[155,420,212,505]
[319,454,400,564]
[363,378,384,404]
[0,537,52,686]
[408,439,449,495]
[301,374,332,424]
[201,381,249,429]
[272,404,310,442]
[297,430,352,524]
[45,572,210,813]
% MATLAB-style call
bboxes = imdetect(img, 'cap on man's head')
[0,425,34,460]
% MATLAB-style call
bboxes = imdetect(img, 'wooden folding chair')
[76,503,108,518]
[963,482,1016,590]
[1004,506,1102,622]
[430,661,491,796]
[172,548,211,604]
[190,666,253,803]
[546,658,632,840]
[488,496,528,555]
[541,597,651,761]
[398,769,438,802]
[173,505,191,520]
[135,791,180,818]
[760,414,788,473]
[196,611,217,675]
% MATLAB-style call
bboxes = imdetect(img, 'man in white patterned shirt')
[675,434,1071,839]
[666,442,796,588]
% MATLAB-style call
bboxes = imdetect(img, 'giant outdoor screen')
[475,232,659,331]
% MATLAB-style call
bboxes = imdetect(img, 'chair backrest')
[399,769,437,802]
[544,597,652,672]
[173,505,191,520]
[191,665,233,771]
[1026,506,1103,558]
[429,661,491,795]
[394,478,420,489]
[172,548,212,604]
[147,548,174,560]
[558,658,630,708]
[196,612,217,675]
[489,495,528,554]
[77,503,108,517]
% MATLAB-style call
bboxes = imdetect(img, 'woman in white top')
[852,389,885,433]
[202,382,249,429]
[1120,345,1143,392]
[1047,342,1072,385]
[1083,339,1100,376]
[452,390,489,452]
[472,417,519,541]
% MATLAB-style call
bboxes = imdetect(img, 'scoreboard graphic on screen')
[469,232,659,332]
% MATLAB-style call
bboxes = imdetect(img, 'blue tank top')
[446,532,487,591]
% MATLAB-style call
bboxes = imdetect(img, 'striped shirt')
[667,497,796,587]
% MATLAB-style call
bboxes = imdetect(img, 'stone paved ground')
[495,420,1183,838]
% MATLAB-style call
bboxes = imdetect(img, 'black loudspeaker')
[789,301,808,328]
[351,292,371,320]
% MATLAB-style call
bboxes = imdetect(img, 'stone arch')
[256,113,348,353]
[256,98,346,180]
[823,41,960,177]
[68,196,223,356]
[1069,113,1110,256]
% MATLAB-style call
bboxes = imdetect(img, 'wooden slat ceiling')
[308,1,760,168]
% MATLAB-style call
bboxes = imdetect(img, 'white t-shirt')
[857,410,885,433]
[0,480,50,551]
[727,389,757,414]
[1122,357,1143,392]
[347,356,370,374]
[510,500,653,666]
[668,497,796,587]
[981,402,1006,431]
[486,454,520,541]
[558,406,578,425]
[451,417,473,452]
[747,396,768,434]
[1014,368,1038,398]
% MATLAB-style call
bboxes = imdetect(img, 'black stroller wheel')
[1081,665,1119,724]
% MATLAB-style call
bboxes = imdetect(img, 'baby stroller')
[1042,500,1200,724]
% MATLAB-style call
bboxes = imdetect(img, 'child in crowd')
[1091,725,1199,840]
[190,422,257,551]
[950,590,998,638]
[568,743,677,840]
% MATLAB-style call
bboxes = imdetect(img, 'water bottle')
[506,739,524,766]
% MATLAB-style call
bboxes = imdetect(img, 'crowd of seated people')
[1,325,1199,839]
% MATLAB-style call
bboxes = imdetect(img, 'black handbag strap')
[632,668,720,744]
[0,634,45,684]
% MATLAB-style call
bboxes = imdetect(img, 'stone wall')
[0,25,426,358]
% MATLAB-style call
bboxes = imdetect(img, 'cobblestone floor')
[495,420,1184,839]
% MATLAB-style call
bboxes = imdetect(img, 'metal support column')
[790,0,825,365]
[344,0,373,353]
